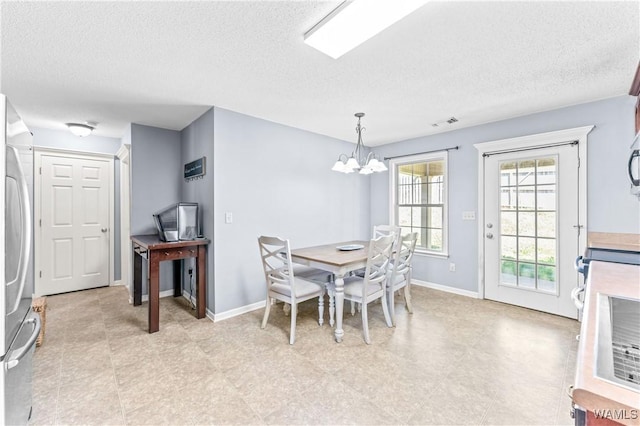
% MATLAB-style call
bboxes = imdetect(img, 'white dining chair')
[342,234,395,344]
[284,266,334,325]
[351,224,401,314]
[258,236,326,344]
[387,232,418,326]
[373,224,401,239]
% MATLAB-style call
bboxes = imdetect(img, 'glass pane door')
[499,157,558,294]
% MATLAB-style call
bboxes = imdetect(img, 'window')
[390,152,448,255]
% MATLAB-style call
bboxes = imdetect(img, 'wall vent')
[431,117,459,127]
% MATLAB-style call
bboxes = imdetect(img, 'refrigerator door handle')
[4,311,40,371]
[6,145,32,315]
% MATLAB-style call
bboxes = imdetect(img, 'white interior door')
[484,145,580,318]
[36,152,111,295]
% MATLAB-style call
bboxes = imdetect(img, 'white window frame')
[389,151,449,257]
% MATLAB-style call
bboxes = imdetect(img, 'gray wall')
[370,95,640,293]
[130,123,182,293]
[212,107,371,314]
[180,108,215,311]
[31,127,123,282]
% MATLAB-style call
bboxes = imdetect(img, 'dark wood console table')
[131,234,210,333]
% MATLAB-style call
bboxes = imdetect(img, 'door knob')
[486,232,494,239]
[101,228,108,233]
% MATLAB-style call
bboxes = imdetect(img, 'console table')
[131,234,209,333]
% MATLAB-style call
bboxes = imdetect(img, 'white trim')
[213,300,265,322]
[111,280,124,286]
[474,125,593,300]
[33,145,115,159]
[116,144,131,297]
[388,150,449,255]
[128,289,175,304]
[116,144,130,164]
[126,290,216,323]
[33,148,115,295]
[411,279,479,299]
[180,290,216,322]
[472,126,594,154]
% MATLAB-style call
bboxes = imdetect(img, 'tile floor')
[30,285,580,425]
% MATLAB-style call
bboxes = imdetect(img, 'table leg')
[148,252,160,333]
[133,248,142,306]
[196,245,206,319]
[334,274,345,343]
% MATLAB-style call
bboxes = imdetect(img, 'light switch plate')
[225,212,233,224]
[462,211,476,220]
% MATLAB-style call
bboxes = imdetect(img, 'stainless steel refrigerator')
[0,94,39,425]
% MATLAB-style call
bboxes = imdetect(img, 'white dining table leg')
[334,274,345,343]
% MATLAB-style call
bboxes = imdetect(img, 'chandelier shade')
[331,113,387,175]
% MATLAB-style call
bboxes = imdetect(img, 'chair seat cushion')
[270,277,324,299]
[343,276,382,298]
[390,272,408,286]
[293,266,333,284]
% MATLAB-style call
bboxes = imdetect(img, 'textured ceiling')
[1,1,638,146]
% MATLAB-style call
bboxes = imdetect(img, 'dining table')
[290,240,370,343]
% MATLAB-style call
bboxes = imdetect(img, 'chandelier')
[331,113,387,174]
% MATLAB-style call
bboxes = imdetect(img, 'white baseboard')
[207,281,479,323]
[412,279,479,299]
[180,289,215,322]
[128,289,175,304]
[111,280,124,286]
[213,300,265,322]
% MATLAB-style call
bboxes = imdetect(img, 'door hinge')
[39,167,42,175]
[577,156,581,168]
[39,219,41,227]
[39,271,42,278]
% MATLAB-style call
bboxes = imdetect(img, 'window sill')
[414,250,449,259]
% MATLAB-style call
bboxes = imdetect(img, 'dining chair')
[373,224,401,239]
[258,236,326,344]
[285,266,334,326]
[351,224,401,314]
[387,232,418,326]
[342,233,395,344]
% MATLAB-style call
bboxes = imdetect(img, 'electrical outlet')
[188,267,193,275]
[449,263,456,272]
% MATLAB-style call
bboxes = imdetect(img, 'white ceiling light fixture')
[304,0,428,59]
[66,122,95,137]
[332,113,387,175]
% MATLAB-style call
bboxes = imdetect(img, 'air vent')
[431,117,459,127]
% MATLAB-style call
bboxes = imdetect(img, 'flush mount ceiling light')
[304,0,428,59]
[66,122,95,137]
[332,113,387,175]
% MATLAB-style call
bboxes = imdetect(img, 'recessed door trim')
[34,147,115,295]
[474,126,593,300]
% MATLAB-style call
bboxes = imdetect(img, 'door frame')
[33,147,115,295]
[473,126,593,300]
[116,144,131,293]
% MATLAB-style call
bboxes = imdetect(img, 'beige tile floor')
[30,285,580,425]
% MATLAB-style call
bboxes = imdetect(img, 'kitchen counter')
[573,261,640,425]
[588,232,640,252]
